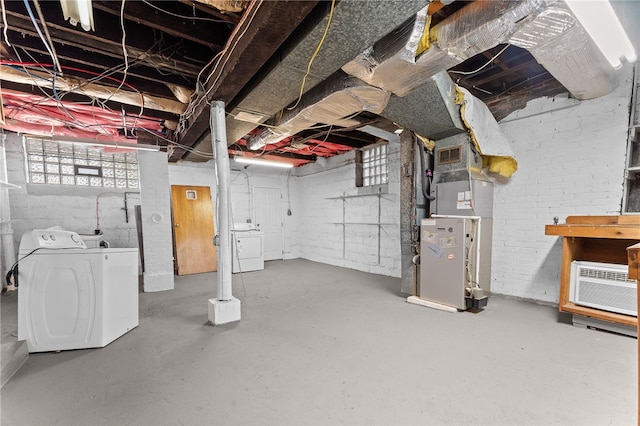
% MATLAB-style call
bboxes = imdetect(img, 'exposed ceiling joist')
[178,0,240,24]
[295,129,376,149]
[3,32,193,91]
[92,0,226,50]
[171,0,321,161]
[4,8,203,77]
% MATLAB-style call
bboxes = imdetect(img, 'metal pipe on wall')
[0,134,17,283]
[211,101,233,301]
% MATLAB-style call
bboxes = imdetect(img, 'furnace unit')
[419,133,493,310]
[420,216,487,310]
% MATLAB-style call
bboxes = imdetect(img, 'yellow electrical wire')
[287,0,336,111]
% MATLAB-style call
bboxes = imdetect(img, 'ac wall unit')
[570,261,637,317]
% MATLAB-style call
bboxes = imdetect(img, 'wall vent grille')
[570,261,637,317]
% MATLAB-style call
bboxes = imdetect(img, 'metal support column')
[208,101,241,324]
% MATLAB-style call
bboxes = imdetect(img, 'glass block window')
[24,138,139,189]
[356,142,388,187]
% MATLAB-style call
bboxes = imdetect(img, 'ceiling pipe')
[0,65,187,115]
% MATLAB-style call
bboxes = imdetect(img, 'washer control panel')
[31,229,87,249]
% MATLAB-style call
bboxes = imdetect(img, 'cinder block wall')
[293,139,402,277]
[491,66,633,303]
[4,132,138,250]
[138,150,174,292]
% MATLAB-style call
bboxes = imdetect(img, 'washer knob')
[71,234,80,243]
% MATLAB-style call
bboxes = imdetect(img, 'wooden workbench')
[545,215,640,327]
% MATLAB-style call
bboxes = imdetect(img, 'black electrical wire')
[3,247,83,291]
[4,248,40,290]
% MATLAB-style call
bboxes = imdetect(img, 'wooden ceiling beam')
[172,1,321,161]
[178,0,240,24]
[7,32,194,94]
[92,0,228,50]
[4,9,203,77]
[295,129,376,149]
[484,77,567,121]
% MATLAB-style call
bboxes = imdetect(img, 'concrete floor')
[1,259,636,425]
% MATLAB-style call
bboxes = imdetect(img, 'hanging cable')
[450,44,510,76]
[287,0,336,111]
[179,0,263,130]
[21,0,68,108]
[21,0,57,72]
[140,0,228,23]
[1,0,10,47]
[32,0,62,74]
[119,0,129,85]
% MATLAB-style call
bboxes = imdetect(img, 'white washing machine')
[17,228,139,353]
[232,224,264,273]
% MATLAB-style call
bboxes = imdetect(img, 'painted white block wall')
[492,66,634,303]
[138,150,174,291]
[3,132,138,253]
[293,138,402,277]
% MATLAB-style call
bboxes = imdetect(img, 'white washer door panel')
[20,255,96,352]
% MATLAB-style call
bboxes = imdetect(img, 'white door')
[253,186,283,261]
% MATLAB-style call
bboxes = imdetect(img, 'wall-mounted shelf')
[326,188,389,263]
[326,193,388,200]
[329,222,395,226]
[0,181,20,189]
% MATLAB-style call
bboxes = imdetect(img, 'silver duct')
[343,1,549,98]
[247,73,390,151]
[343,0,615,101]
[508,1,615,100]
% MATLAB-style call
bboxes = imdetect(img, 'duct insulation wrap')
[508,1,615,100]
[341,6,432,97]
[380,71,465,141]
[247,73,390,151]
[431,0,548,60]
[188,0,432,160]
[342,1,548,97]
[456,87,517,178]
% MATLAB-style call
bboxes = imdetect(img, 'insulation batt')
[455,86,518,179]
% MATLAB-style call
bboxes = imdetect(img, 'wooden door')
[171,185,217,275]
[254,186,284,261]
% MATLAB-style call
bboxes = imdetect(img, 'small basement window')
[24,137,139,189]
[356,142,388,187]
